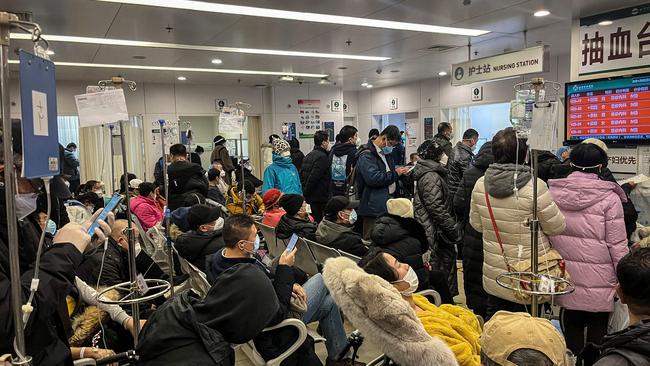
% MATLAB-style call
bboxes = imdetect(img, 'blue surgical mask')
[254,234,261,251]
[46,220,57,235]
[382,146,394,155]
[349,209,358,225]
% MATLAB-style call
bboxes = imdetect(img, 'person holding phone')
[209,215,356,366]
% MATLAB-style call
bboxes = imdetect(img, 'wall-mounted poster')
[298,99,321,138]
[323,121,335,142]
[424,117,434,140]
[284,122,297,140]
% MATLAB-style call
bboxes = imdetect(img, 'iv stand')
[159,119,175,297]
[108,124,116,193]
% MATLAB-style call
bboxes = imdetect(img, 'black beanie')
[570,143,607,170]
[279,194,304,216]
[187,204,221,231]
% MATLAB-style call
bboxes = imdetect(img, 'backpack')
[331,154,348,187]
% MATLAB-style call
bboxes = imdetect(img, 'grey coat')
[412,159,460,296]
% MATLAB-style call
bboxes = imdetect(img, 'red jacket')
[131,195,163,231]
[262,208,285,228]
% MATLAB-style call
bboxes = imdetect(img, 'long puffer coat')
[548,172,629,312]
[447,142,474,202]
[300,146,331,204]
[370,215,430,291]
[452,142,493,317]
[469,163,565,304]
[412,159,460,296]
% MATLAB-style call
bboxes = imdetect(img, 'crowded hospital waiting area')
[3,0,650,365]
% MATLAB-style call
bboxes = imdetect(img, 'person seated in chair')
[207,168,227,205]
[261,188,285,228]
[360,251,481,366]
[226,180,264,216]
[175,204,225,273]
[315,196,368,257]
[130,182,163,232]
[210,215,359,366]
[275,194,317,241]
[136,264,280,366]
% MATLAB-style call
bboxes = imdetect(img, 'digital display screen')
[566,74,650,143]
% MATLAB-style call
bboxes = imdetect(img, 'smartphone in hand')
[86,193,122,235]
[286,233,299,252]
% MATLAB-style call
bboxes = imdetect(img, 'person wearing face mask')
[225,180,264,216]
[130,182,164,232]
[234,159,263,189]
[315,196,368,257]
[434,122,454,164]
[176,204,225,272]
[358,252,481,366]
[329,125,359,197]
[210,136,235,185]
[262,138,303,195]
[210,215,357,366]
[207,167,227,205]
[300,131,332,223]
[355,125,411,239]
[62,142,81,196]
[167,143,209,211]
[447,129,479,206]
[275,194,318,241]
[261,189,285,228]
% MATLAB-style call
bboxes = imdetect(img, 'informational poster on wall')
[284,122,297,140]
[150,119,180,160]
[424,117,434,140]
[323,121,335,142]
[405,121,418,147]
[298,99,321,138]
[576,4,650,77]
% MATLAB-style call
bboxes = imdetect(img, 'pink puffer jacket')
[130,195,164,232]
[548,172,629,312]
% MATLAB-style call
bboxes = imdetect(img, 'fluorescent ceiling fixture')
[10,33,390,61]
[438,71,447,76]
[95,0,490,36]
[533,10,550,17]
[366,84,373,88]
[6,59,328,78]
[598,20,613,26]
[279,75,294,81]
[361,82,368,86]
[211,58,223,64]
[177,76,187,80]
[318,78,331,85]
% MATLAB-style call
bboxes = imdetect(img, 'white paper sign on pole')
[75,89,129,127]
[451,46,549,86]
[528,102,560,151]
[219,113,244,135]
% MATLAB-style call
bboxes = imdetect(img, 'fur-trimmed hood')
[322,257,458,366]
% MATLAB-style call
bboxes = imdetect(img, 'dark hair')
[409,153,418,160]
[139,182,156,197]
[492,127,528,164]
[361,249,398,282]
[368,128,380,139]
[289,138,300,149]
[463,128,479,140]
[66,142,77,149]
[335,134,342,143]
[170,143,187,157]
[314,130,329,147]
[438,122,452,134]
[237,180,255,194]
[481,349,554,366]
[195,145,204,154]
[380,125,401,142]
[269,134,280,144]
[569,143,607,174]
[223,214,256,248]
[84,180,100,192]
[208,168,219,181]
[339,125,358,142]
[212,158,223,165]
[617,247,650,315]
[119,173,137,194]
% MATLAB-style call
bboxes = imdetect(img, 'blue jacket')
[356,142,398,217]
[262,154,303,195]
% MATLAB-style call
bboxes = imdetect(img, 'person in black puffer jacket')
[275,194,317,241]
[447,129,478,204]
[329,126,360,197]
[453,142,493,318]
[175,204,225,273]
[315,196,368,257]
[167,144,208,211]
[289,138,305,172]
[300,131,331,223]
[412,139,460,297]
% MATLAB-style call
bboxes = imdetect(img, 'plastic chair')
[239,318,308,366]
[293,237,319,276]
[417,289,442,307]
[339,250,362,263]
[303,239,341,270]
[257,222,280,258]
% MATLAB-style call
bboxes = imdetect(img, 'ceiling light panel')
[10,33,390,61]
[95,0,490,36]
[7,60,328,78]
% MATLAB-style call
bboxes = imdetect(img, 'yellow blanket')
[413,294,481,366]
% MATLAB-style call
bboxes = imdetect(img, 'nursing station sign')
[451,46,549,86]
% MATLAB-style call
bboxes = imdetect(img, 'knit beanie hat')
[386,198,414,219]
[570,143,608,169]
[263,188,282,207]
[213,135,226,146]
[279,194,304,216]
[272,139,290,155]
[187,204,221,231]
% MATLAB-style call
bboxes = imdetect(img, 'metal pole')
[159,119,174,297]
[0,11,29,364]
[529,83,542,317]
[118,119,141,344]
[109,124,116,193]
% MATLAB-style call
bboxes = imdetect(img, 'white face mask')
[220,170,226,178]
[15,193,38,220]
[392,267,419,296]
[281,151,291,157]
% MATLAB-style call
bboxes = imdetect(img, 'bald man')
[77,219,169,288]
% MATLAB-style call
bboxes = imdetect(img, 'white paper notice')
[638,147,650,176]
[528,102,559,151]
[218,113,244,134]
[75,89,129,127]
[31,90,48,136]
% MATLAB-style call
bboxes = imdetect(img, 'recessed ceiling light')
[9,33,390,61]
[361,82,368,86]
[438,71,447,76]
[279,75,294,81]
[390,70,400,73]
[598,20,613,26]
[211,58,223,64]
[534,10,550,17]
[177,76,187,81]
[366,84,373,88]
[95,0,490,36]
[6,59,328,78]
[45,49,55,55]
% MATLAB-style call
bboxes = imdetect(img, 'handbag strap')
[484,187,513,272]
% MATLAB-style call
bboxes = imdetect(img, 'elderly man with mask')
[176,204,225,272]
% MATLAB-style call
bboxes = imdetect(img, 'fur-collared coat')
[322,257,458,366]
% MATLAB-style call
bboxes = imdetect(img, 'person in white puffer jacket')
[469,127,565,319]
